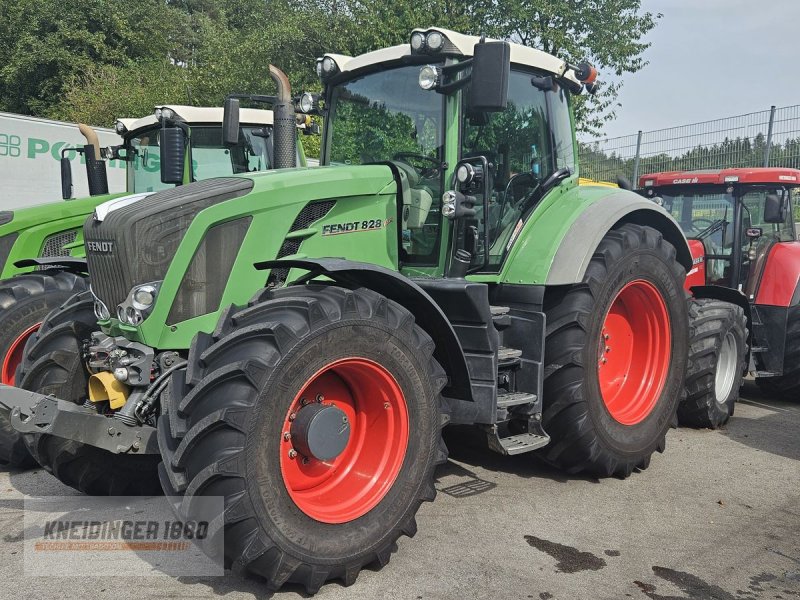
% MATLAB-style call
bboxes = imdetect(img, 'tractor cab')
[317,29,585,276]
[112,105,307,194]
[639,168,799,297]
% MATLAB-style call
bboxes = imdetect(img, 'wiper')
[697,219,727,240]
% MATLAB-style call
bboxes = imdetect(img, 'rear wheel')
[541,223,689,477]
[158,285,447,593]
[678,299,747,428]
[17,291,161,495]
[756,308,800,401]
[0,271,87,468]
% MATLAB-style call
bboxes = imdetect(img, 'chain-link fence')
[579,104,800,185]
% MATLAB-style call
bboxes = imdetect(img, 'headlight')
[94,299,111,321]
[442,191,457,218]
[410,30,450,54]
[418,65,441,91]
[161,107,175,121]
[154,108,162,120]
[114,121,127,135]
[132,284,157,310]
[316,60,323,78]
[410,31,426,51]
[321,57,337,77]
[426,31,444,51]
[117,281,161,325]
[299,92,317,114]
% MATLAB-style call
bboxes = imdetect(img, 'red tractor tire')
[540,223,689,477]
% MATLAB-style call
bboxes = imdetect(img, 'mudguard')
[13,257,89,274]
[254,258,473,401]
[500,184,692,286]
[545,192,692,285]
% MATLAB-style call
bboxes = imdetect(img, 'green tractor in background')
[2,30,694,592]
[0,105,307,465]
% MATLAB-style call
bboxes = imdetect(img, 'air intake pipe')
[269,65,297,169]
[79,123,109,196]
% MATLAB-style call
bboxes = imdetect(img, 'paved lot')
[1,380,798,600]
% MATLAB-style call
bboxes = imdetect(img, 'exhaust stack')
[79,123,109,196]
[269,65,297,169]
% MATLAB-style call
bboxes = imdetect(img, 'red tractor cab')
[639,168,800,406]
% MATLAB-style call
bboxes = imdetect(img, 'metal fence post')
[633,130,643,183]
[764,105,776,167]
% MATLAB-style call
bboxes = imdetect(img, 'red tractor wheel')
[0,271,87,468]
[158,285,447,593]
[541,223,689,477]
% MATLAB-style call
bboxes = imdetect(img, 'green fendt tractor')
[2,30,692,592]
[0,105,306,465]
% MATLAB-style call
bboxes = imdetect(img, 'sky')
[596,0,800,140]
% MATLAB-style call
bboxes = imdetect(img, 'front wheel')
[17,291,161,495]
[540,223,689,477]
[678,299,747,428]
[158,285,447,593]
[0,271,87,468]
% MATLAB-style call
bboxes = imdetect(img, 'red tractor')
[638,168,800,426]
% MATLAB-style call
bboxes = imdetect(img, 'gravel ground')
[1,380,798,600]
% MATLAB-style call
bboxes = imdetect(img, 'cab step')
[491,305,512,331]
[498,346,522,367]
[756,370,778,378]
[497,391,537,408]
[485,428,550,455]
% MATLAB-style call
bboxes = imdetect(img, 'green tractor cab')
[2,29,692,593]
[0,106,307,393]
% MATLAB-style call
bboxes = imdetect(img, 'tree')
[481,0,661,134]
[0,0,189,115]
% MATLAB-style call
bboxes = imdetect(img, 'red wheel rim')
[1,323,40,385]
[280,358,409,524]
[597,280,671,425]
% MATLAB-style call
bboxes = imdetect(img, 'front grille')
[40,230,78,258]
[268,200,336,285]
[85,178,254,313]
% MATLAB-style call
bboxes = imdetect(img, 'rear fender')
[545,193,692,285]
[754,242,800,307]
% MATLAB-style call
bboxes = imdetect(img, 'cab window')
[460,69,570,271]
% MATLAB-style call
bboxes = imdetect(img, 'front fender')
[255,258,473,402]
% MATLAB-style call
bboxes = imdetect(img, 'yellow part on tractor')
[88,371,129,410]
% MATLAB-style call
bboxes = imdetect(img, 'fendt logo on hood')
[87,240,114,253]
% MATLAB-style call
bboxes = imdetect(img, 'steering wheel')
[691,218,716,231]
[393,153,441,179]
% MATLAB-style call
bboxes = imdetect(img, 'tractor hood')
[84,165,399,348]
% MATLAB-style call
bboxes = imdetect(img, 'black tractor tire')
[540,223,689,478]
[17,290,162,495]
[756,309,800,401]
[0,271,87,468]
[158,285,447,593]
[678,299,747,428]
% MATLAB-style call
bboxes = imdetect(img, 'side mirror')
[764,192,787,223]
[60,155,73,200]
[159,126,186,185]
[467,41,510,113]
[222,97,240,147]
